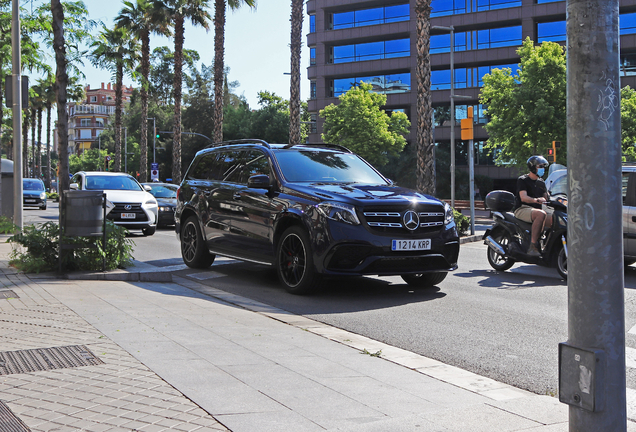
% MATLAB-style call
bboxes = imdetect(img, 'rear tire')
[181,217,215,268]
[487,231,515,271]
[276,226,320,294]
[401,272,447,287]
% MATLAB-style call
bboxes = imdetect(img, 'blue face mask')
[536,168,545,177]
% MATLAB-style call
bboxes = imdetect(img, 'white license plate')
[121,213,136,219]
[24,199,36,203]
[392,239,431,251]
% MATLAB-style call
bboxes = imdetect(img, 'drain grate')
[0,345,103,375]
[0,401,30,431]
[0,290,18,300]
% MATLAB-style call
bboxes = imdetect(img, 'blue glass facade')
[333,73,411,97]
[538,13,636,43]
[431,0,521,17]
[332,4,409,29]
[431,26,522,53]
[431,64,519,90]
[332,39,409,64]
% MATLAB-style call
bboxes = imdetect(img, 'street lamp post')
[148,117,156,164]
[432,26,471,209]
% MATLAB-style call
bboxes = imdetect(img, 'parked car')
[142,182,177,227]
[544,164,636,264]
[175,139,460,294]
[70,171,158,236]
[23,178,47,210]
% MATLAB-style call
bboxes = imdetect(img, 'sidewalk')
[0,235,582,432]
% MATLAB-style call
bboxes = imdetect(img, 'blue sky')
[81,1,310,109]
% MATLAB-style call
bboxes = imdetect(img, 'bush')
[453,209,471,237]
[0,216,16,234]
[47,192,59,201]
[8,220,135,273]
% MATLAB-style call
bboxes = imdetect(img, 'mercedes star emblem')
[403,210,420,231]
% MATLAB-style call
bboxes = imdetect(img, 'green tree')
[479,38,567,171]
[212,0,256,143]
[621,86,636,161]
[116,0,170,183]
[149,46,201,104]
[319,82,410,167]
[155,0,211,185]
[69,149,112,173]
[90,25,139,173]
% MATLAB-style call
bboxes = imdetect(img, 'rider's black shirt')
[514,174,547,210]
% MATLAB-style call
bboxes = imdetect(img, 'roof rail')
[283,143,352,153]
[204,139,271,149]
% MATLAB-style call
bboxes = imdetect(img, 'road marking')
[628,387,636,421]
[627,347,636,369]
[629,323,636,335]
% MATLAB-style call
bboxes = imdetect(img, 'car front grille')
[108,202,148,222]
[362,205,445,234]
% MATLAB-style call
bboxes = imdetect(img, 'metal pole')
[563,0,625,428]
[11,0,22,231]
[152,118,156,164]
[124,127,127,173]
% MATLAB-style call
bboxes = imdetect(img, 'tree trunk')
[172,13,184,184]
[140,29,150,183]
[415,0,435,195]
[289,0,303,146]
[52,0,69,193]
[115,66,123,172]
[37,107,42,179]
[213,0,225,143]
[31,108,36,177]
[46,103,51,190]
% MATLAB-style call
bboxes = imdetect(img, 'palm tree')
[39,75,56,190]
[415,0,435,195]
[90,25,139,172]
[289,0,302,146]
[156,0,211,184]
[116,0,170,183]
[213,0,256,143]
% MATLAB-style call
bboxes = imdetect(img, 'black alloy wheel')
[277,226,320,294]
[401,272,447,287]
[181,216,215,268]
[487,231,516,271]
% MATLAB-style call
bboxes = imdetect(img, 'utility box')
[61,190,104,237]
[559,342,605,412]
[1,159,13,219]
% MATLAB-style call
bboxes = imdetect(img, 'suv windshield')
[23,180,44,191]
[274,150,388,184]
[86,175,142,191]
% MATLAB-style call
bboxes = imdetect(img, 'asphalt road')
[23,205,636,405]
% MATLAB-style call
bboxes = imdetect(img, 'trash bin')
[62,190,104,237]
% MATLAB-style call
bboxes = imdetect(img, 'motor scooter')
[482,190,568,279]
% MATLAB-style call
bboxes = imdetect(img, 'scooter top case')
[485,190,515,212]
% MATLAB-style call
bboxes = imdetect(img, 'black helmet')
[527,155,549,174]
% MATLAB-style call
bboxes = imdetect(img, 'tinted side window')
[189,153,218,180]
[225,150,271,185]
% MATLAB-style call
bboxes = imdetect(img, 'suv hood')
[289,183,443,205]
[103,189,156,204]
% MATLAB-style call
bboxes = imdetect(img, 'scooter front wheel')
[487,231,516,271]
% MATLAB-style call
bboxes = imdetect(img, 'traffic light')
[461,106,474,140]
[155,128,160,139]
[546,140,560,164]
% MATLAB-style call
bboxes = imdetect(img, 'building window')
[622,54,636,76]
[310,14,315,33]
[310,47,316,65]
[310,80,317,99]
[537,21,566,43]
[332,73,411,97]
[621,12,636,35]
[431,64,519,90]
[107,96,113,101]
[79,129,91,139]
[332,4,409,30]
[80,118,91,127]
[90,96,97,102]
[310,114,317,134]
[432,0,520,17]
[332,38,410,64]
[431,26,521,53]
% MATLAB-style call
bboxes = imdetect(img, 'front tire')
[142,226,156,236]
[487,231,516,271]
[276,226,320,294]
[401,272,447,287]
[554,243,567,280]
[181,217,215,268]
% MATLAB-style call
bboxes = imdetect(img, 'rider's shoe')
[527,243,541,257]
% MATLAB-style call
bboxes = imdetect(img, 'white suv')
[70,171,158,236]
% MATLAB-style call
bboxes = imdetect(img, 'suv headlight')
[444,203,454,225]
[316,202,360,225]
[40,192,46,200]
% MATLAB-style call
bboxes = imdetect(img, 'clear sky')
[81,1,310,109]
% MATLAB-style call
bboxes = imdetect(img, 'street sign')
[106,156,111,161]
[151,169,159,181]
[151,163,159,170]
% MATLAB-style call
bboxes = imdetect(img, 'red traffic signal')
[546,148,555,163]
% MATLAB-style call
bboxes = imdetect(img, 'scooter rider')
[513,155,552,257]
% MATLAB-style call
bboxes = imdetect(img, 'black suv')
[175,139,459,293]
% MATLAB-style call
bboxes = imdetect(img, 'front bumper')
[23,196,46,207]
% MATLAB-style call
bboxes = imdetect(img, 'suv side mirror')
[248,174,271,190]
